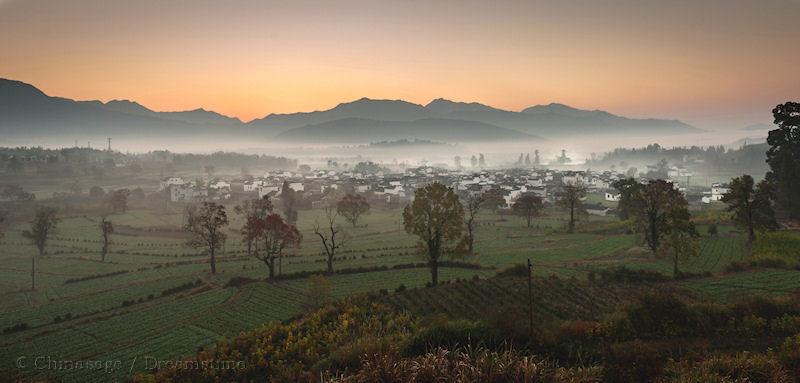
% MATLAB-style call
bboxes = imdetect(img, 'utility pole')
[527,258,534,337]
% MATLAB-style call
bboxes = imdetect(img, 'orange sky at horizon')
[1,0,798,128]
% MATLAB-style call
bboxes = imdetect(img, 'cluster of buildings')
[159,164,731,213]
[158,177,231,202]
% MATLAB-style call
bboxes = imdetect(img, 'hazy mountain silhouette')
[251,97,701,138]
[1,78,701,143]
[275,117,537,143]
[0,78,249,140]
[248,98,432,131]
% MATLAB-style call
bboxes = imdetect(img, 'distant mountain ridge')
[0,77,702,143]
[249,97,701,138]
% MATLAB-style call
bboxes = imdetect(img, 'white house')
[170,185,208,202]
[209,180,231,190]
[258,185,280,199]
[702,183,730,203]
[244,179,267,192]
[605,192,621,202]
[159,177,186,191]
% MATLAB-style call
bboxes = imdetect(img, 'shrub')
[778,333,800,377]
[663,352,791,383]
[403,320,490,356]
[602,340,664,383]
[225,276,257,288]
[334,347,601,383]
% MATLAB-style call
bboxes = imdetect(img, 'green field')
[0,202,795,381]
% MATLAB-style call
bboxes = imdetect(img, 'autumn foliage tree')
[512,194,544,227]
[403,182,464,286]
[721,175,778,245]
[255,213,302,278]
[184,202,229,274]
[336,194,370,228]
[235,196,274,256]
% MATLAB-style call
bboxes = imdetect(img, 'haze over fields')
[2,1,800,382]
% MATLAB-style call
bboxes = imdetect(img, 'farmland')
[0,195,796,382]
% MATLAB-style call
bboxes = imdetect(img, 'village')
[158,162,730,216]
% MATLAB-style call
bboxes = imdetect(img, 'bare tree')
[184,202,229,274]
[313,207,348,273]
[99,216,114,262]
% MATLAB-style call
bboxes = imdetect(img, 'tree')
[22,207,59,290]
[470,155,478,168]
[235,196,274,256]
[721,175,778,245]
[106,188,130,213]
[280,181,299,223]
[557,181,586,233]
[313,207,348,273]
[463,193,484,255]
[184,202,229,274]
[612,178,644,220]
[403,182,464,286]
[481,188,505,213]
[660,229,699,278]
[765,102,800,220]
[631,180,695,253]
[512,194,544,227]
[336,194,370,228]
[23,207,59,257]
[99,217,114,262]
[255,213,301,278]
[306,274,332,309]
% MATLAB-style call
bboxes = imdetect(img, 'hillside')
[1,78,701,143]
[253,97,702,139]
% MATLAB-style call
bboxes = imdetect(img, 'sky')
[0,0,797,129]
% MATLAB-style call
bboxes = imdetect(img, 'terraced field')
[2,203,796,382]
[382,275,657,322]
[680,268,800,301]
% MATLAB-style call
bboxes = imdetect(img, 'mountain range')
[0,78,702,144]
